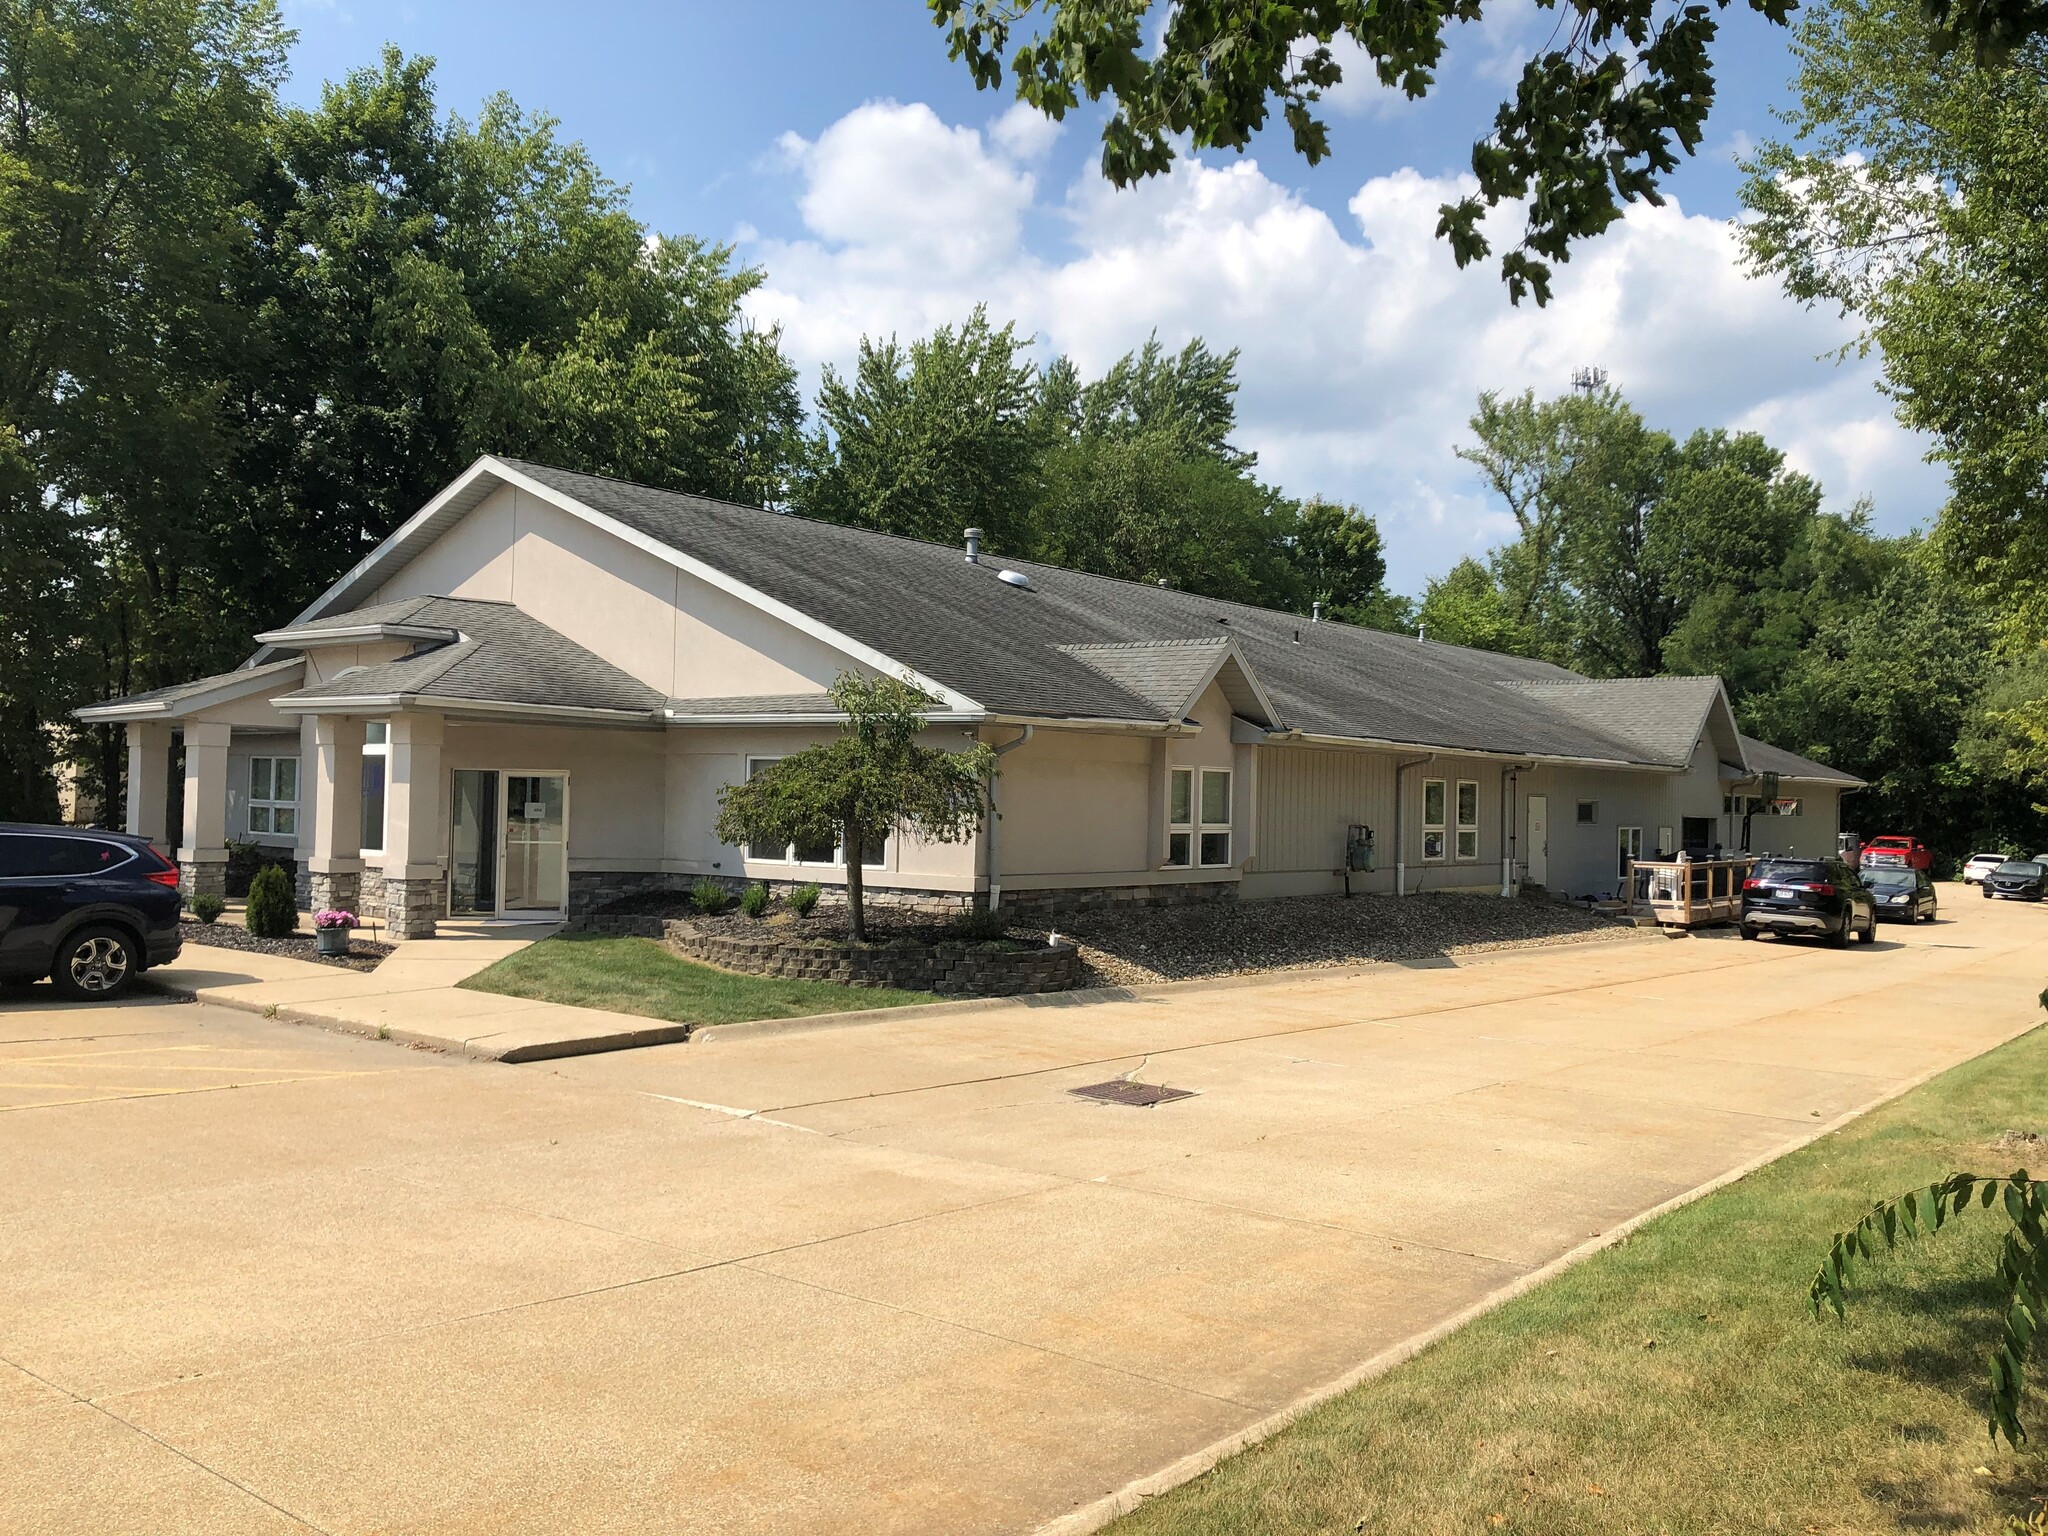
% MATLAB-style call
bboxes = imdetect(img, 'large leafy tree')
[1741,0,2048,645]
[1457,385,1864,687]
[714,673,996,941]
[0,0,287,817]
[796,306,1042,553]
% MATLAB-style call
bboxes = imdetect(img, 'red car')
[1860,835,1933,872]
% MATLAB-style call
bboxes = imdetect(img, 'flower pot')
[314,926,352,957]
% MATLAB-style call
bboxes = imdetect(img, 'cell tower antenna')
[1571,366,1609,395]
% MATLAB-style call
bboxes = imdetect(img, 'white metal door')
[1526,795,1548,887]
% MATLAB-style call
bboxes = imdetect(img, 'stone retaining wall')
[573,912,1080,998]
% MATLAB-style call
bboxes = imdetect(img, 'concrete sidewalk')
[144,923,695,1062]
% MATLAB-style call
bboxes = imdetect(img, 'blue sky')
[279,1,1936,591]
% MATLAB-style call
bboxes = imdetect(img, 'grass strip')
[459,933,936,1026]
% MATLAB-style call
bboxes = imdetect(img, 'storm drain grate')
[1069,1080,1197,1108]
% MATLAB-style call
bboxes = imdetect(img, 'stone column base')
[384,875,447,940]
[294,866,313,911]
[309,870,362,919]
[178,857,227,906]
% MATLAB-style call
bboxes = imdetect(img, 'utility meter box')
[1346,824,1376,872]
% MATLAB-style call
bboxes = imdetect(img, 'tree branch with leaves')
[1812,1157,2048,1447]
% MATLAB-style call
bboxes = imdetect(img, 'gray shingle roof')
[496,459,1670,763]
[1058,639,1235,717]
[273,597,663,716]
[1498,677,1726,769]
[666,692,839,718]
[1737,734,1865,786]
[74,657,307,719]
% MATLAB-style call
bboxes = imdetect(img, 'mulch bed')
[594,889,1629,989]
[179,921,393,973]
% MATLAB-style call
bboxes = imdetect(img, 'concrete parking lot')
[5,897,2044,1535]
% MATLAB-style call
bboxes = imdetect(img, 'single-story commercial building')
[77,456,1863,937]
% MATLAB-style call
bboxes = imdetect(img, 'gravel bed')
[1028,892,1632,988]
[592,890,1629,987]
[179,921,392,973]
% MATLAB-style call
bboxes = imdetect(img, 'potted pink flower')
[312,909,356,957]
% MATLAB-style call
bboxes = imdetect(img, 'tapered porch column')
[124,721,173,851]
[307,716,365,919]
[382,713,445,939]
[177,721,232,904]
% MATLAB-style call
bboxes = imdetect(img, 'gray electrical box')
[1347,825,1375,872]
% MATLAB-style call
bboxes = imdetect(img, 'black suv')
[1740,855,1878,947]
[0,824,183,1000]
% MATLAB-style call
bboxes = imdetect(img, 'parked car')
[1862,867,1939,922]
[1859,835,1932,872]
[0,823,182,999]
[1981,859,2048,902]
[1962,852,2008,885]
[1740,856,1878,946]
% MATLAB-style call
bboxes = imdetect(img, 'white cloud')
[743,100,1942,590]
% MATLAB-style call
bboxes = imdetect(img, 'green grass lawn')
[1112,1025,2048,1536]
[459,933,937,1027]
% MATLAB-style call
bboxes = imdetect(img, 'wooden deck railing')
[1627,857,1756,928]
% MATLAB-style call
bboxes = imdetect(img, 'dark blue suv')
[0,824,183,1000]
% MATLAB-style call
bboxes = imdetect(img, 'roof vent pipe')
[1311,601,1322,623]
[964,528,983,564]
[1417,623,1427,643]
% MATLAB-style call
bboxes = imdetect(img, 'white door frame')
[496,768,570,917]
[1525,795,1548,889]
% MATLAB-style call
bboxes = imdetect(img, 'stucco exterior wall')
[987,681,1247,897]
[370,483,861,699]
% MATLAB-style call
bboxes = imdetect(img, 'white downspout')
[1393,752,1434,897]
[1500,762,1534,897]
[984,725,1033,912]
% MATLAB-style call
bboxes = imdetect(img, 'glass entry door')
[500,773,568,914]
[449,770,499,916]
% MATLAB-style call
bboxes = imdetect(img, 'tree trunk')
[843,800,866,943]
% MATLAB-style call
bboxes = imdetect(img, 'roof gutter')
[662,709,988,727]
[984,725,1034,913]
[1281,730,1654,772]
[274,693,662,726]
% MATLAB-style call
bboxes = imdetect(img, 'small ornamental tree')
[715,672,997,941]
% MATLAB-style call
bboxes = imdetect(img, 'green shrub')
[690,877,731,916]
[948,906,1010,942]
[739,883,771,918]
[244,865,297,938]
[790,882,822,917]
[189,891,226,925]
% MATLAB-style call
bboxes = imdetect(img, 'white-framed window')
[247,755,299,837]
[361,722,388,853]
[1198,768,1233,867]
[1616,825,1643,878]
[1164,766,1233,867]
[1455,779,1479,861]
[1576,800,1599,825]
[743,757,885,867]
[1165,767,1194,867]
[1422,777,1447,862]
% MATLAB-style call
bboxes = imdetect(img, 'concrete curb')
[690,924,1660,1044]
[1028,1017,2048,1536]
